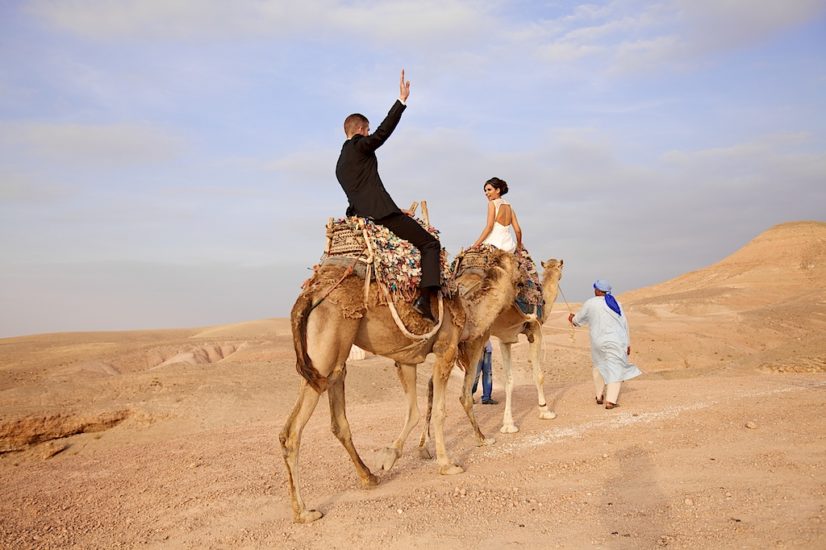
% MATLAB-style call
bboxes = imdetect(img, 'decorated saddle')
[450,244,544,317]
[321,216,451,303]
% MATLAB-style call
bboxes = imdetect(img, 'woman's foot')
[595,395,604,405]
[605,402,618,410]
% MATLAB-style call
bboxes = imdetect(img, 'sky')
[1,0,825,337]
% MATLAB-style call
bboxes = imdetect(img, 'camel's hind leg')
[327,366,379,487]
[279,380,324,523]
[529,329,556,420]
[377,362,420,471]
[417,376,434,459]
[499,342,519,433]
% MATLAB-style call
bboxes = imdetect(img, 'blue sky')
[1,0,825,337]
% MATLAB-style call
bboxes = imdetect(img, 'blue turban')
[594,279,621,316]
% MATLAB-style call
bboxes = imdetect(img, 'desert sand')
[1,221,825,549]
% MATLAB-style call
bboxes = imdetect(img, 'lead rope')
[557,282,577,344]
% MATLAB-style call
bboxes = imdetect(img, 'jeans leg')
[481,352,493,401]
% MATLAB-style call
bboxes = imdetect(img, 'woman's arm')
[511,208,523,249]
[471,201,496,247]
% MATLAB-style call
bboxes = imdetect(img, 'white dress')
[482,198,517,253]
[572,296,642,384]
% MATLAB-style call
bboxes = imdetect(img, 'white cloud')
[27,0,495,46]
[0,172,71,202]
[531,0,826,75]
[1,122,186,165]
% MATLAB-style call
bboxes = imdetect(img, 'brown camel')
[418,258,564,454]
[280,249,519,523]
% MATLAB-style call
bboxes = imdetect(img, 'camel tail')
[290,292,328,393]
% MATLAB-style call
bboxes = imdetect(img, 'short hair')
[484,177,509,195]
[344,113,369,137]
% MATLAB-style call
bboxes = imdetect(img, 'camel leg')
[457,339,495,447]
[378,362,420,471]
[431,354,464,475]
[279,380,324,523]
[499,342,519,433]
[418,376,434,459]
[327,366,379,487]
[530,329,557,420]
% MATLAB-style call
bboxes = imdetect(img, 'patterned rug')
[324,217,451,302]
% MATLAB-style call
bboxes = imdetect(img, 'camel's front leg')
[457,339,495,447]
[530,330,557,420]
[327,367,379,488]
[279,380,324,523]
[378,362,420,471]
[432,355,464,475]
[499,342,519,433]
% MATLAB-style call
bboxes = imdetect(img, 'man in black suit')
[335,69,440,322]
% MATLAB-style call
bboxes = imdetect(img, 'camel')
[490,258,564,433]
[417,258,564,455]
[280,248,520,523]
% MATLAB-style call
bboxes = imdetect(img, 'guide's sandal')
[595,395,604,405]
[604,402,619,410]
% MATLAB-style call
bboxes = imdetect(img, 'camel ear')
[560,259,564,267]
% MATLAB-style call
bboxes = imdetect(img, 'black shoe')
[413,295,436,322]
[481,399,499,405]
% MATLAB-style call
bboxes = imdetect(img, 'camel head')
[541,258,563,284]
[539,258,564,323]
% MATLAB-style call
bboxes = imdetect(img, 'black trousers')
[374,212,441,289]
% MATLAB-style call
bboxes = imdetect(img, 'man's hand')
[627,346,631,356]
[399,69,410,102]
[568,313,575,325]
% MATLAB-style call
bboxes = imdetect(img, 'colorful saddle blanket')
[513,248,544,317]
[450,245,544,317]
[324,217,450,301]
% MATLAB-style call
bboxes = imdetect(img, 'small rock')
[684,498,694,506]
[602,453,609,458]
[745,421,757,429]
[397,508,403,514]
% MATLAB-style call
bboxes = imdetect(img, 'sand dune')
[0,221,824,548]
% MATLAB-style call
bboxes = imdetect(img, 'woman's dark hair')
[484,177,508,195]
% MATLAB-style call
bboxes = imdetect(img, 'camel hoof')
[296,509,324,523]
[480,437,496,446]
[377,448,399,471]
[418,446,433,460]
[362,473,380,487]
[439,464,464,475]
[539,410,557,420]
[500,424,519,434]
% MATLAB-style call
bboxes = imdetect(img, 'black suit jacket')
[335,100,406,219]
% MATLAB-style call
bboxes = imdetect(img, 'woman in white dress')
[471,177,523,252]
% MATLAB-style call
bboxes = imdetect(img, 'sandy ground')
[1,221,825,549]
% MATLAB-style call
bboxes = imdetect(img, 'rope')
[557,282,577,344]
[309,257,359,312]
[381,284,445,340]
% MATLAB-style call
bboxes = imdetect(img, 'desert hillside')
[1,222,824,549]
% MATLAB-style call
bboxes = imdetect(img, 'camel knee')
[330,422,352,442]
